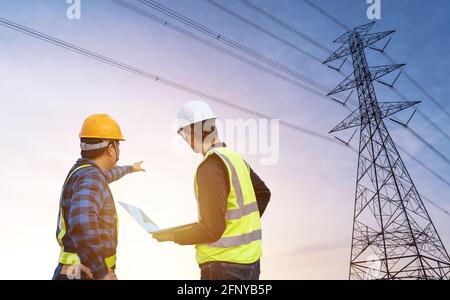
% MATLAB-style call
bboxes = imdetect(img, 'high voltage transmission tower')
[325,22,450,280]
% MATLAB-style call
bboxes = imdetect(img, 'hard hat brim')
[79,134,126,141]
[177,117,216,132]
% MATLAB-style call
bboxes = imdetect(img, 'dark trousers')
[200,260,260,280]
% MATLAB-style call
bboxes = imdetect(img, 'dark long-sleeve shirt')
[174,152,271,245]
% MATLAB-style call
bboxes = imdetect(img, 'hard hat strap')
[112,140,120,162]
[80,140,110,151]
[178,127,190,142]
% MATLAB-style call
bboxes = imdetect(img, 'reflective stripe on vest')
[209,229,262,248]
[195,147,262,265]
[59,251,116,269]
[217,153,260,221]
[57,164,116,268]
[226,202,259,220]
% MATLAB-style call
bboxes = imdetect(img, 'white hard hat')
[176,100,216,132]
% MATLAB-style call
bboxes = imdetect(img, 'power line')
[302,0,350,30]
[238,0,450,142]
[396,144,450,188]
[205,0,323,63]
[348,100,450,167]
[0,17,345,147]
[134,0,350,101]
[239,0,334,53]
[1,17,447,219]
[233,1,450,215]
[204,0,355,93]
[421,193,450,217]
[405,126,450,166]
[389,86,450,142]
[383,53,450,118]
[351,103,450,169]
[416,110,450,141]
[233,0,450,166]
[116,0,450,188]
[111,0,349,109]
[386,89,450,167]
[142,0,450,163]
[302,0,450,119]
[119,0,447,163]
[144,0,450,218]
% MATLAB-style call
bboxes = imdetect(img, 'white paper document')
[119,201,160,233]
[119,201,196,234]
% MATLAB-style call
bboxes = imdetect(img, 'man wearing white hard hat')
[153,100,271,280]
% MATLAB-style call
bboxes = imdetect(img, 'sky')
[0,0,449,279]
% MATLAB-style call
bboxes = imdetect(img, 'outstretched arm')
[104,161,145,183]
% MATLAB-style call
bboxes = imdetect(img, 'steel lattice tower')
[325,22,450,279]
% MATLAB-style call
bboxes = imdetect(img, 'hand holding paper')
[152,230,175,242]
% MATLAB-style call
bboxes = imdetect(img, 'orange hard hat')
[79,114,125,141]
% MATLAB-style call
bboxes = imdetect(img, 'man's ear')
[107,143,115,157]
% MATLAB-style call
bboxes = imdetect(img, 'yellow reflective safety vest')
[195,146,262,265]
[57,164,116,268]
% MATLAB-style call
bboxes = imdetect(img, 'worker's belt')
[59,251,116,268]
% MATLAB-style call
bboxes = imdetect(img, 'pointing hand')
[132,161,146,172]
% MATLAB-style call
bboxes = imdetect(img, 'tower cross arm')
[329,101,420,133]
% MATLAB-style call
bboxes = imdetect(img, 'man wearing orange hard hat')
[52,114,145,280]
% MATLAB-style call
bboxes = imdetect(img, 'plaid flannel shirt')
[56,158,134,279]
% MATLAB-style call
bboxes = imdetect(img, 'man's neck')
[91,157,109,172]
[202,139,223,156]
